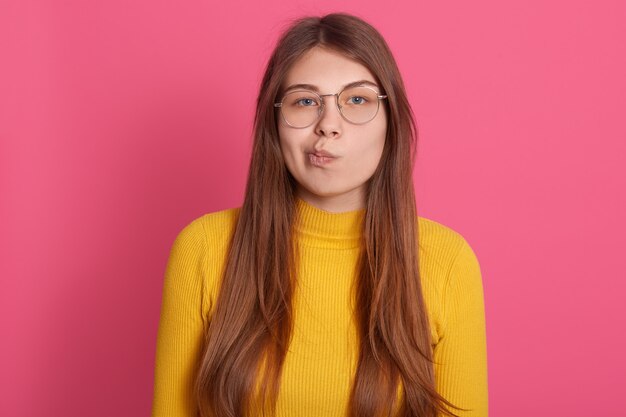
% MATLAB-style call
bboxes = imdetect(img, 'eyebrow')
[283,79,380,93]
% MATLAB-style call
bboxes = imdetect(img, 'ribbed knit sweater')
[151,197,488,416]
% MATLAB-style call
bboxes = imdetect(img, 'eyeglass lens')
[279,86,381,128]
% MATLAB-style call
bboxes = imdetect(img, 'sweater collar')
[294,197,365,249]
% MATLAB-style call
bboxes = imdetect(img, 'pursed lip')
[308,149,338,158]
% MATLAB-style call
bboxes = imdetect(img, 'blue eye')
[296,98,316,106]
[348,96,367,105]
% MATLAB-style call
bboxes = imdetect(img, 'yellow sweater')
[151,197,488,416]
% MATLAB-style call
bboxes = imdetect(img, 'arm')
[151,218,208,417]
[434,240,489,416]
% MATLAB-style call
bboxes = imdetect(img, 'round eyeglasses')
[273,85,388,128]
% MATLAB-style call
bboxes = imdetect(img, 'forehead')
[281,47,379,92]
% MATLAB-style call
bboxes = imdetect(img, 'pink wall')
[1,1,624,416]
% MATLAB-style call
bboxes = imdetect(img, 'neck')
[295,186,366,213]
[294,196,365,249]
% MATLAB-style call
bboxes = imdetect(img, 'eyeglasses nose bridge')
[317,93,342,117]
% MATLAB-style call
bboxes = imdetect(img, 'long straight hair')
[195,13,467,417]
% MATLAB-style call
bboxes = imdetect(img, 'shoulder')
[166,206,243,316]
[198,205,241,236]
[417,215,475,270]
[167,206,242,269]
[175,206,242,245]
[416,216,482,337]
[417,215,481,292]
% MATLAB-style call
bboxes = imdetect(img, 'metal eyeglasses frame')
[273,85,388,128]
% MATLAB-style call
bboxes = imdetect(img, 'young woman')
[151,12,488,417]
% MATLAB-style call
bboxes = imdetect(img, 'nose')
[315,94,342,138]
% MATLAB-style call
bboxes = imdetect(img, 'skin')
[277,46,388,213]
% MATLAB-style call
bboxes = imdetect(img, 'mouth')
[308,152,337,167]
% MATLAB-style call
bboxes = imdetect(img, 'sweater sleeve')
[151,217,208,417]
[434,239,489,417]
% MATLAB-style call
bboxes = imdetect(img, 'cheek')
[359,140,385,171]
[341,133,385,182]
[278,126,291,156]
[360,124,386,165]
[278,131,302,173]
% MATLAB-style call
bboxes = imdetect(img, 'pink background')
[1,0,624,416]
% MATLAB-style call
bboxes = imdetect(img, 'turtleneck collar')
[294,197,365,249]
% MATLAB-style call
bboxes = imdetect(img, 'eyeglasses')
[274,85,388,129]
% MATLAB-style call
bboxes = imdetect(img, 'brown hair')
[194,12,468,417]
